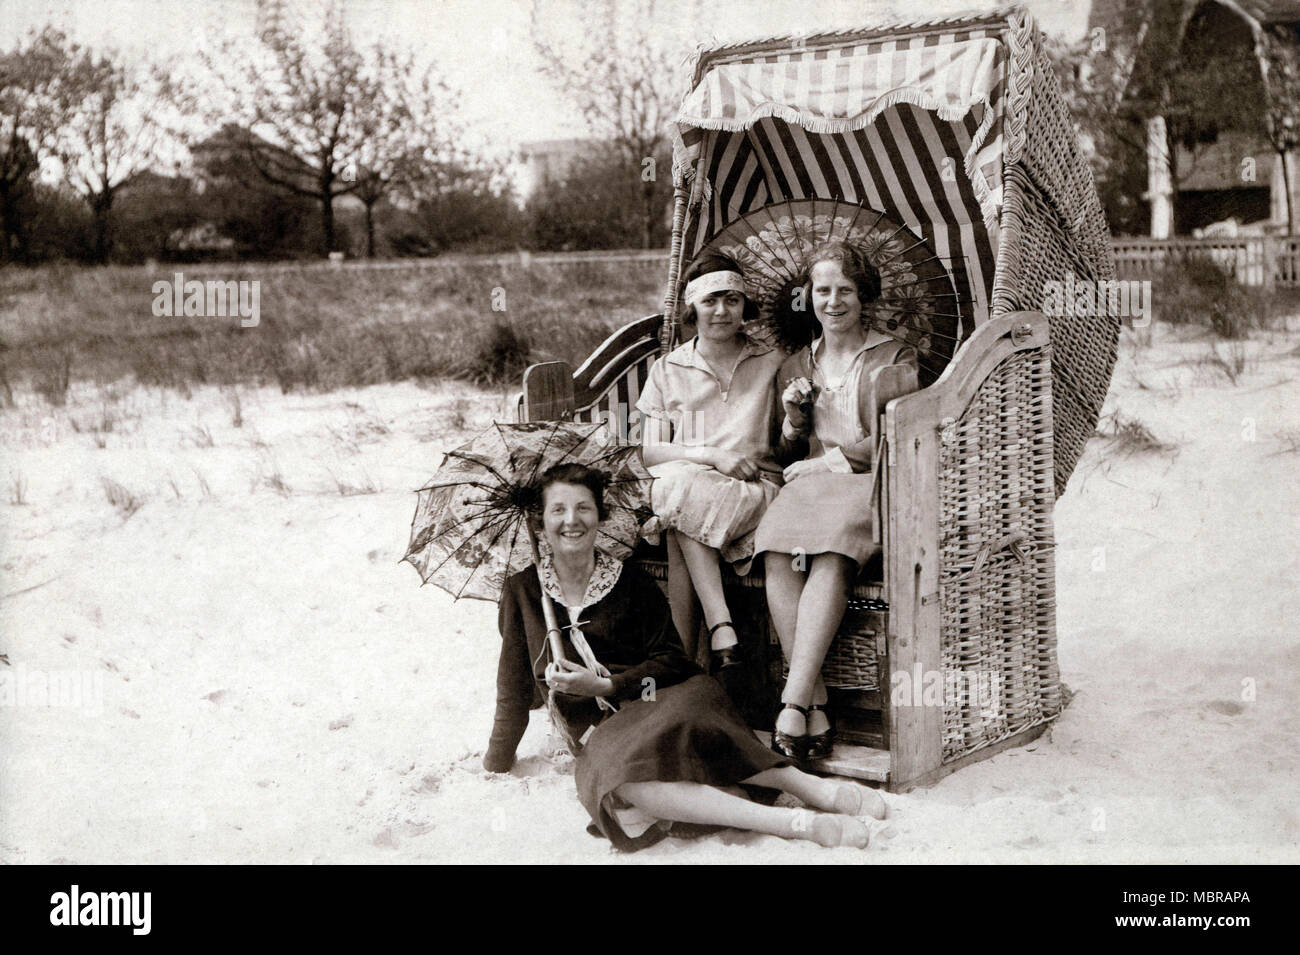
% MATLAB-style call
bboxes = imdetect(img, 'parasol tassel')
[545,686,584,756]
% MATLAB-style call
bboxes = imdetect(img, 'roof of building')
[1105,1,1300,128]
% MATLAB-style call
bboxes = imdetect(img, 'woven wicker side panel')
[994,164,1119,495]
[939,345,1059,762]
[1024,47,1114,274]
[1001,14,1115,286]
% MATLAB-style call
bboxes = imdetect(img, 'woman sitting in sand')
[482,463,884,851]
[636,253,784,675]
[755,241,920,762]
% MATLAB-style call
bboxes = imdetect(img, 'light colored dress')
[636,336,785,574]
[754,332,918,567]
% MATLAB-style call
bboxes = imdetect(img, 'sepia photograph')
[0,0,1296,878]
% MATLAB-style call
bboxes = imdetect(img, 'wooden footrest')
[753,731,890,783]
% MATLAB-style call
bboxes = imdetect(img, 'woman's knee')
[615,779,699,808]
[764,551,801,583]
[809,552,856,585]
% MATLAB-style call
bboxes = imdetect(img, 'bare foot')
[787,809,870,848]
[810,813,870,849]
[805,780,887,819]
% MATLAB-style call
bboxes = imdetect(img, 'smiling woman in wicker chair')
[484,462,884,851]
[636,253,785,677]
[755,240,921,761]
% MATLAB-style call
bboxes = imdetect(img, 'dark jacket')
[483,563,702,772]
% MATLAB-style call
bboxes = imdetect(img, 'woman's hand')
[781,377,817,434]
[783,458,831,483]
[709,448,761,481]
[546,660,615,698]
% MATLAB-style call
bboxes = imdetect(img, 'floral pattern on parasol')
[403,420,653,603]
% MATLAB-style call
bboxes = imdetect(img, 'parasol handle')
[526,522,567,664]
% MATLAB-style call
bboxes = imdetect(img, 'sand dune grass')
[0,257,665,399]
[1147,253,1300,338]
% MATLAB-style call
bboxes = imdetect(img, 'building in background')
[513,138,591,206]
[1095,0,1300,237]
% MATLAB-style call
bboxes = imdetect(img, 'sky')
[1,0,1093,157]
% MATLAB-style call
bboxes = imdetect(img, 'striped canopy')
[672,24,1009,339]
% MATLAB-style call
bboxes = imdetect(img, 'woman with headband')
[635,253,785,682]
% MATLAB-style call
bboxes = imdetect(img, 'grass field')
[5,253,1300,411]
[0,257,667,404]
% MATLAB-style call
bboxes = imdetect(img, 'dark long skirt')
[574,674,789,852]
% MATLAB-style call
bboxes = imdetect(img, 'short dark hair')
[679,252,760,326]
[536,463,609,521]
[804,240,882,305]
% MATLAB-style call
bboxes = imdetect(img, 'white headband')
[684,270,748,306]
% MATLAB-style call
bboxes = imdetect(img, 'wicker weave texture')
[938,344,1060,762]
[1023,44,1115,278]
[662,186,690,351]
[995,15,1119,496]
[994,164,1118,495]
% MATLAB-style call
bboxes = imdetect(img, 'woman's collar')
[668,333,772,368]
[538,549,624,610]
[810,327,893,362]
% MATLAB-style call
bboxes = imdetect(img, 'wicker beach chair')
[519,5,1119,791]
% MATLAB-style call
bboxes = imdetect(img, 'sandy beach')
[2,318,1298,864]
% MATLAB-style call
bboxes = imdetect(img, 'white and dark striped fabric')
[563,315,664,431]
[672,30,1007,335]
[571,349,658,432]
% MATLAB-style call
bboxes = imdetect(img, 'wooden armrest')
[868,362,919,421]
[522,361,576,422]
[883,311,1053,785]
[866,361,919,552]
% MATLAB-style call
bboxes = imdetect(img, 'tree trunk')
[364,199,377,258]
[0,181,14,263]
[641,180,654,250]
[321,193,336,255]
[0,139,36,262]
[91,190,114,264]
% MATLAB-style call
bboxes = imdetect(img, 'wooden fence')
[151,238,1300,289]
[254,248,669,274]
[253,239,1300,290]
[1112,235,1300,287]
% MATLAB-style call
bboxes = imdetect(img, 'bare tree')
[0,29,80,259]
[20,32,184,263]
[204,2,459,257]
[347,65,462,258]
[529,0,695,249]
